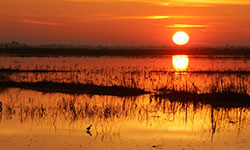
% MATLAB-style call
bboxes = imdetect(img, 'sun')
[172,31,189,45]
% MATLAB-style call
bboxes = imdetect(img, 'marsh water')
[0,55,250,150]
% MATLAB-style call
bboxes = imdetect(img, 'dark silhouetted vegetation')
[1,46,250,57]
[0,81,150,97]
[154,91,250,107]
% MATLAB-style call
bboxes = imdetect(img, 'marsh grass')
[0,92,248,140]
[0,56,249,143]
[1,68,249,92]
[0,59,249,105]
[0,68,249,100]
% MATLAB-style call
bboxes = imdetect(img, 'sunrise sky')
[1,0,250,45]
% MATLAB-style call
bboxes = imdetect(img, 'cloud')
[173,0,250,5]
[100,15,206,20]
[16,19,64,26]
[64,0,208,7]
[145,16,170,19]
[166,24,211,28]
[64,0,250,6]
[112,16,171,19]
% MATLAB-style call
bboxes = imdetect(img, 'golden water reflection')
[0,89,250,150]
[0,56,250,149]
[0,56,249,95]
[172,55,189,71]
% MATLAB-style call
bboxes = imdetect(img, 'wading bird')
[86,124,92,131]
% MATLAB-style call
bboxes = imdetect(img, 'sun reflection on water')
[172,55,189,71]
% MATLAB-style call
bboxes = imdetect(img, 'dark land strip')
[0,69,72,73]
[1,47,250,57]
[153,91,250,108]
[0,80,249,107]
[1,69,250,74]
[0,81,151,97]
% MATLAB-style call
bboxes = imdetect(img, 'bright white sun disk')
[172,31,189,45]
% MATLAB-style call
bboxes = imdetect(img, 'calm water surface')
[0,55,249,150]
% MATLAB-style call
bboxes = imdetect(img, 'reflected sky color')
[0,89,249,150]
[0,56,249,94]
[0,55,249,149]
[172,55,189,71]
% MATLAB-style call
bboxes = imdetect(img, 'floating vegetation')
[0,81,150,97]
[154,91,250,107]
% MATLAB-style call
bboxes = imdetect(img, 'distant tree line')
[0,41,249,56]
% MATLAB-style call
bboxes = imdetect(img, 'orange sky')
[1,0,250,45]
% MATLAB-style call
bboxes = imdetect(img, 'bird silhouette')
[86,124,92,131]
[86,130,92,136]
